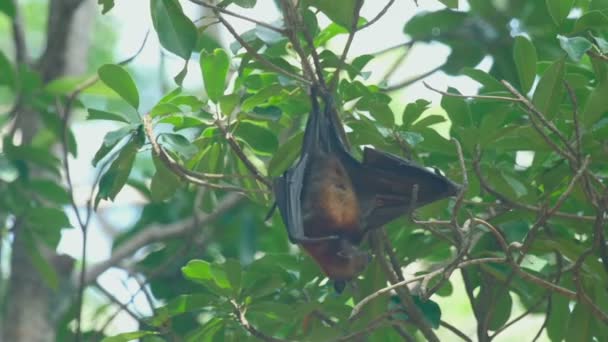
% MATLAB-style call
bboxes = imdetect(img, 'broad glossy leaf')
[545,0,575,25]
[558,35,593,61]
[532,57,565,118]
[513,36,537,93]
[306,0,359,31]
[438,0,458,8]
[149,294,217,327]
[150,153,180,202]
[98,64,140,110]
[234,121,278,156]
[267,132,303,177]
[487,289,513,330]
[95,129,144,206]
[87,109,130,123]
[150,0,197,60]
[98,0,115,14]
[159,133,197,159]
[0,0,15,17]
[29,180,71,204]
[566,303,592,342]
[200,48,230,102]
[573,10,608,32]
[149,103,182,118]
[0,51,15,87]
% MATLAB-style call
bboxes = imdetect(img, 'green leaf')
[98,64,140,110]
[182,260,231,290]
[27,207,71,230]
[0,51,15,87]
[582,77,608,126]
[150,293,216,327]
[149,103,182,118]
[150,0,197,60]
[592,34,608,54]
[96,130,144,206]
[389,295,442,329]
[231,0,256,8]
[102,331,158,342]
[401,99,431,128]
[306,0,359,31]
[267,132,302,177]
[159,133,197,159]
[234,121,278,156]
[513,36,537,93]
[557,35,593,62]
[437,0,458,8]
[532,57,565,118]
[0,0,16,17]
[566,303,592,342]
[29,180,71,204]
[223,259,242,292]
[545,0,575,25]
[87,109,130,123]
[24,231,59,291]
[314,22,348,47]
[150,153,181,202]
[219,93,240,116]
[573,10,608,32]
[93,126,134,167]
[487,290,513,330]
[200,48,230,102]
[98,0,115,14]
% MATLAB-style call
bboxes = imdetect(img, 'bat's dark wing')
[272,88,342,243]
[353,147,461,230]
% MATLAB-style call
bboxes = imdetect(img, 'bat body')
[273,87,460,291]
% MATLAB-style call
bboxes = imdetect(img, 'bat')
[273,87,460,292]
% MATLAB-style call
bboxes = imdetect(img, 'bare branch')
[440,320,472,342]
[215,115,272,188]
[231,300,292,342]
[384,63,445,92]
[424,82,519,102]
[84,193,243,284]
[189,0,285,33]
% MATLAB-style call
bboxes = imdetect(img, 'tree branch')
[83,193,243,284]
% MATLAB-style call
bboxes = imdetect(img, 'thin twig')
[384,63,445,92]
[358,0,396,30]
[501,80,578,159]
[231,300,291,342]
[215,116,272,188]
[10,0,28,63]
[215,11,310,85]
[440,320,472,342]
[144,115,269,193]
[189,0,285,33]
[328,0,363,93]
[350,256,506,319]
[424,82,518,102]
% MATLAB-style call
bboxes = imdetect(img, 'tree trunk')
[2,0,95,340]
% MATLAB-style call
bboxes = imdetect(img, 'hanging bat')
[273,87,460,292]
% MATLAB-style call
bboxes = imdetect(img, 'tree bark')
[2,0,95,340]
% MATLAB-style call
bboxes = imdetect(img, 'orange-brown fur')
[300,154,369,283]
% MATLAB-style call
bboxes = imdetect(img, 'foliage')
[1,0,608,341]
